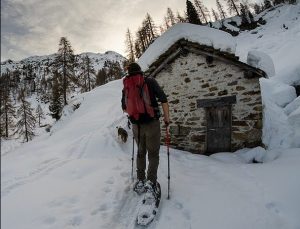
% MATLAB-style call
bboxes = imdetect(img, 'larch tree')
[166,7,177,26]
[194,0,210,24]
[54,37,75,105]
[80,55,96,92]
[186,0,202,25]
[176,11,186,23]
[226,0,240,16]
[95,69,107,86]
[211,8,220,21]
[216,0,227,19]
[253,3,262,14]
[145,13,158,41]
[240,3,254,24]
[36,104,45,127]
[125,28,135,62]
[16,90,36,142]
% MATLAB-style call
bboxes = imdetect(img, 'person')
[121,62,170,199]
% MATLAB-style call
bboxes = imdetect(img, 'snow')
[2,3,300,229]
[261,78,296,107]
[288,106,300,148]
[247,50,275,77]
[260,78,294,149]
[236,3,300,85]
[138,23,237,71]
[223,16,242,32]
[1,78,300,229]
[284,96,300,115]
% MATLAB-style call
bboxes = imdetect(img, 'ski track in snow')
[1,132,93,198]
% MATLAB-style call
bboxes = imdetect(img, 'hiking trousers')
[132,119,161,183]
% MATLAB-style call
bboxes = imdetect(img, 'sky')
[1,0,259,62]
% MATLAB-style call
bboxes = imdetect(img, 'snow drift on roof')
[138,23,237,71]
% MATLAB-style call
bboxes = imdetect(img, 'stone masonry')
[155,52,263,154]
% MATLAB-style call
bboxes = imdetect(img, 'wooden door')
[206,106,231,154]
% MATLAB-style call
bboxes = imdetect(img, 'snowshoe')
[136,181,161,226]
[133,180,146,195]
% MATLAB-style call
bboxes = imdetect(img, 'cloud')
[1,0,235,61]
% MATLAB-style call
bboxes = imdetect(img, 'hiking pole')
[131,136,134,182]
[165,125,171,199]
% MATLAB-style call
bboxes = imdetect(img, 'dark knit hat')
[127,62,142,75]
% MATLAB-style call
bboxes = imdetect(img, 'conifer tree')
[186,0,202,24]
[95,69,107,86]
[226,0,240,16]
[263,0,272,9]
[54,37,75,105]
[211,8,220,21]
[176,11,186,23]
[80,55,96,92]
[166,8,177,26]
[273,0,284,5]
[141,13,158,48]
[36,104,45,127]
[1,92,16,138]
[240,3,254,25]
[134,40,142,59]
[216,0,227,19]
[49,73,63,121]
[0,75,16,139]
[125,28,135,62]
[253,3,262,14]
[194,0,210,24]
[16,90,36,142]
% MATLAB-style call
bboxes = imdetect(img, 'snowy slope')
[2,79,300,229]
[236,4,300,85]
[1,51,126,76]
[2,3,300,229]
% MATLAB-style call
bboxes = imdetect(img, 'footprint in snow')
[113,166,122,170]
[265,202,281,214]
[120,171,129,177]
[43,216,56,225]
[69,215,82,226]
[91,204,109,215]
[106,177,114,185]
[175,202,183,210]
[103,187,112,193]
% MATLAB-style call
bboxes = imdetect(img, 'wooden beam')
[197,95,237,108]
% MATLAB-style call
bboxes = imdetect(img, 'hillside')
[1,51,125,74]
[1,3,300,229]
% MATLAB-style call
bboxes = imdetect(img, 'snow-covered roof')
[138,23,237,71]
[247,50,275,78]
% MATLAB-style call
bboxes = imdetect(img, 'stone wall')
[155,52,262,154]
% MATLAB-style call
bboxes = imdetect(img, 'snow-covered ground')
[2,3,300,229]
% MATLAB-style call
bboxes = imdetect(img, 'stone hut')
[139,24,266,155]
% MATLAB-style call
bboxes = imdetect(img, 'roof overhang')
[144,39,266,79]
